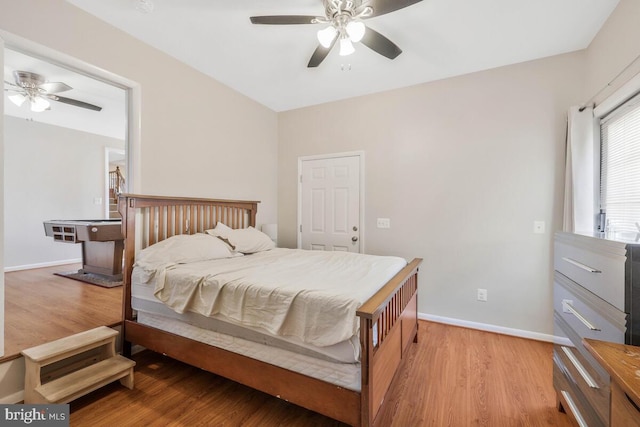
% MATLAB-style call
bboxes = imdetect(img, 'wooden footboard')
[118,194,422,427]
[358,258,422,426]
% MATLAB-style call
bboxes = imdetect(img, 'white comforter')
[134,248,407,347]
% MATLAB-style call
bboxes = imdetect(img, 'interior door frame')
[297,151,365,253]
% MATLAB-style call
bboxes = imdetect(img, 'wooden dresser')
[553,232,640,427]
[584,339,640,426]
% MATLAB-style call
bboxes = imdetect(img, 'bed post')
[118,194,136,356]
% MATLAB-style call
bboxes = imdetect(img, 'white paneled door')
[300,155,361,252]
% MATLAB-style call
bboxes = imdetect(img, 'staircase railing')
[109,166,125,196]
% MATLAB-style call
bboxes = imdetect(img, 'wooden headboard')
[118,194,258,247]
[117,194,259,321]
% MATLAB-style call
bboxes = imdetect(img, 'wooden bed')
[118,194,422,427]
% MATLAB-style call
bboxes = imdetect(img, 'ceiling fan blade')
[360,27,402,60]
[366,0,423,17]
[45,94,102,111]
[307,37,338,68]
[250,15,318,25]
[39,81,72,93]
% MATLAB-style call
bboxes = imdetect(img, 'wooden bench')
[21,326,135,404]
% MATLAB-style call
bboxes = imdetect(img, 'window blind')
[600,93,640,233]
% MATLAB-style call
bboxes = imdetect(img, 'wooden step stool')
[21,326,135,404]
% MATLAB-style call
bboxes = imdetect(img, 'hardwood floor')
[3,264,122,361]
[70,321,573,427]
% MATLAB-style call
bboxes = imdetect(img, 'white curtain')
[563,106,595,232]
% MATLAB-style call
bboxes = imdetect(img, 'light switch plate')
[377,218,390,229]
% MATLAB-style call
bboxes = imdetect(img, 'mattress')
[131,295,360,363]
[132,248,407,363]
[137,311,362,391]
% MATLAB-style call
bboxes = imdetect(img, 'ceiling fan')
[4,70,102,112]
[250,0,423,67]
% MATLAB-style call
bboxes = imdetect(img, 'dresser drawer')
[554,238,626,311]
[554,272,626,345]
[555,312,609,382]
[554,344,609,423]
[553,358,605,427]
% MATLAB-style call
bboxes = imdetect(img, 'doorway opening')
[2,34,139,362]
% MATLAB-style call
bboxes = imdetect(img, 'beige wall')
[278,53,584,336]
[584,0,640,105]
[278,0,640,337]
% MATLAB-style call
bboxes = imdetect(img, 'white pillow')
[206,223,275,254]
[136,233,235,266]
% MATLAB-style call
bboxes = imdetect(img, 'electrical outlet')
[477,288,488,302]
[533,220,545,234]
[377,218,390,229]
[562,299,573,313]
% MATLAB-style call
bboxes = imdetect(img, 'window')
[600,93,640,233]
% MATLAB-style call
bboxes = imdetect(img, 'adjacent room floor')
[3,263,122,362]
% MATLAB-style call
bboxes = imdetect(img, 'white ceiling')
[65,0,620,112]
[3,48,127,140]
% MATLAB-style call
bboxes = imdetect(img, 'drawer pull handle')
[564,302,601,331]
[560,390,588,427]
[561,346,599,388]
[561,257,601,273]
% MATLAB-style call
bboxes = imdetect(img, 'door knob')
[352,236,358,242]
[353,226,358,231]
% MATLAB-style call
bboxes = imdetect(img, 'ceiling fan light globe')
[346,21,366,43]
[317,26,337,48]
[30,97,50,112]
[8,93,26,107]
[339,38,355,56]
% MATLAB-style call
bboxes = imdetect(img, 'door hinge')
[299,175,302,183]
[300,224,302,233]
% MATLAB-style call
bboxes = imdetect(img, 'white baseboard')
[4,258,82,272]
[0,390,23,404]
[419,312,560,343]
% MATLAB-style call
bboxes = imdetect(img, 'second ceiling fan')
[250,0,423,67]
[4,70,102,112]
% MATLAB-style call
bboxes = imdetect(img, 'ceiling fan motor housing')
[14,71,45,89]
[325,0,360,18]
